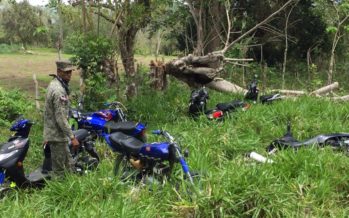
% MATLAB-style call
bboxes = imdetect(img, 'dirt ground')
[0,51,79,95]
[0,50,174,96]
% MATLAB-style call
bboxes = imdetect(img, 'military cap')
[56,60,75,72]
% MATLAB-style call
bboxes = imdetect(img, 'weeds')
[1,79,349,217]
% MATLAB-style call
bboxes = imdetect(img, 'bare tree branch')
[218,0,296,54]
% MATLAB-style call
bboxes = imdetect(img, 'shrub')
[0,88,31,126]
[67,33,118,111]
[0,43,21,54]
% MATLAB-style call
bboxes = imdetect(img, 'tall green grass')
[1,81,349,217]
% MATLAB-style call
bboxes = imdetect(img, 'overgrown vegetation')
[1,81,349,216]
[2,0,349,216]
[0,88,31,126]
[68,34,118,110]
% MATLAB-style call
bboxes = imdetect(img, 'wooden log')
[206,78,247,94]
[149,60,167,90]
[32,74,40,110]
[270,89,306,96]
[310,82,339,96]
[331,95,349,101]
[224,58,254,62]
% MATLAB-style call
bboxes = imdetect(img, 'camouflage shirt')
[43,77,74,142]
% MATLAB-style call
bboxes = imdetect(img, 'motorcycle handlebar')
[152,130,162,135]
[104,101,128,111]
[151,130,175,142]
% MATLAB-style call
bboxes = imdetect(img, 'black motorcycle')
[188,87,209,117]
[205,100,250,120]
[0,117,97,191]
[245,74,282,104]
[267,122,349,153]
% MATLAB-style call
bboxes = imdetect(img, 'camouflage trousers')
[49,141,74,176]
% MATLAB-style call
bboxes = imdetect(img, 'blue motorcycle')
[102,130,194,184]
[70,101,147,142]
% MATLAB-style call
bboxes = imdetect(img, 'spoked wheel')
[114,155,140,181]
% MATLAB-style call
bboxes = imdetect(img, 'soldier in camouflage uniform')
[43,60,80,176]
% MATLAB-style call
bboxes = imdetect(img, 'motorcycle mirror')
[152,130,162,135]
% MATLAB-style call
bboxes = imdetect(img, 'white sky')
[15,0,49,6]
[19,0,68,6]
[29,0,48,6]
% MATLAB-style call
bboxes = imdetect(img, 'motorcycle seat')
[73,129,89,141]
[216,100,245,112]
[104,121,139,134]
[109,132,144,155]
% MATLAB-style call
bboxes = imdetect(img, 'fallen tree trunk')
[271,89,306,96]
[148,0,297,94]
[331,95,349,101]
[157,54,247,92]
[206,78,246,93]
[310,82,339,96]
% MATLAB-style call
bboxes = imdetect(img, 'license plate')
[0,171,5,185]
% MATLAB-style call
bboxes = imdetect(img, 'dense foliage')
[67,33,118,110]
[1,1,49,49]
[0,88,31,126]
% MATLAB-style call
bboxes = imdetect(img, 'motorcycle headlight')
[0,150,18,162]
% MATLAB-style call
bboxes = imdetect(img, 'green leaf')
[326,26,337,33]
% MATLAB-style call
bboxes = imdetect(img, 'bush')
[0,88,31,126]
[67,33,118,111]
[0,43,21,54]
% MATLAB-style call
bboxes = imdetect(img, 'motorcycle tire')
[114,155,139,181]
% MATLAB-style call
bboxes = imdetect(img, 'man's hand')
[71,137,80,151]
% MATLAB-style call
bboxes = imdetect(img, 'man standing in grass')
[43,60,79,176]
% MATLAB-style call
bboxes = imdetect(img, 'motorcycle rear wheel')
[114,155,139,181]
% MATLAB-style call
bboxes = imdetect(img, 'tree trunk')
[187,0,205,56]
[282,5,295,89]
[149,60,167,90]
[328,27,338,85]
[328,47,335,85]
[119,27,138,98]
[81,0,87,33]
[155,30,163,57]
[102,58,118,88]
[205,1,224,53]
[307,47,311,83]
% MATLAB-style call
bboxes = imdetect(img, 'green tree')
[68,34,118,110]
[1,1,47,49]
[312,0,349,84]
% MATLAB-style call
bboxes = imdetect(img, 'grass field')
[2,51,349,217]
[0,48,174,95]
